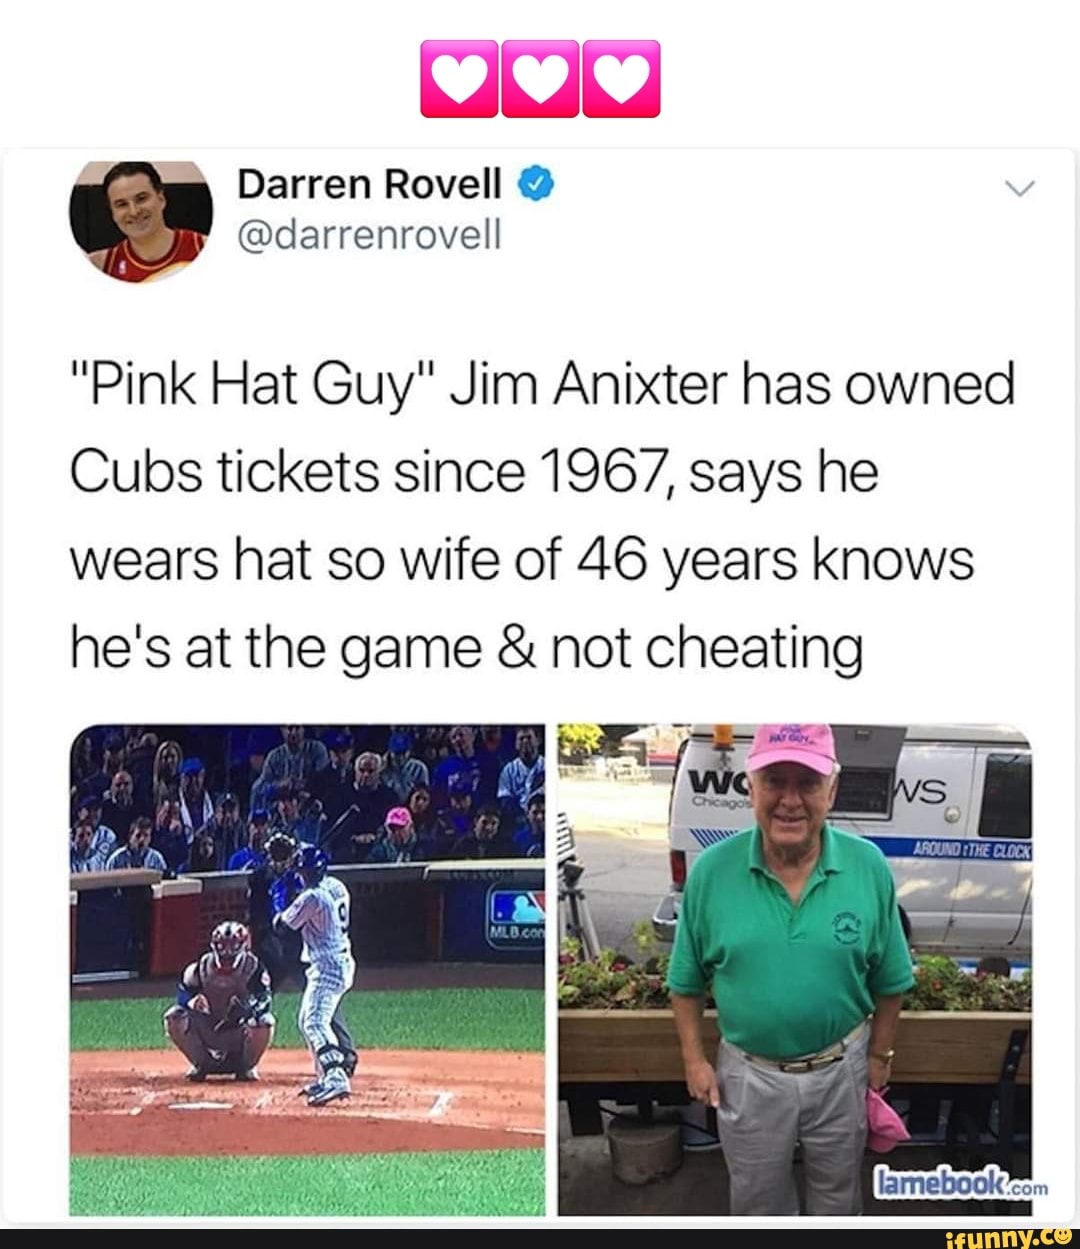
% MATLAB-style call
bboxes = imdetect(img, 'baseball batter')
[163,921,275,1081]
[274,847,356,1106]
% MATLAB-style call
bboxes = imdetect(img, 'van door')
[842,739,972,951]
[941,747,1032,958]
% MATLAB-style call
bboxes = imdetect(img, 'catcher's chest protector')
[196,951,259,1021]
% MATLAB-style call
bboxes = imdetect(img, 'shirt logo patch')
[832,911,861,944]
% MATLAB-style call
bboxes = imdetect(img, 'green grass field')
[71,987,545,1217]
[71,1152,545,1218]
[71,986,544,1053]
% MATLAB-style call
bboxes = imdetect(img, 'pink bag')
[866,1085,910,1153]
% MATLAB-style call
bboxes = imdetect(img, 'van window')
[833,768,894,819]
[977,754,1031,839]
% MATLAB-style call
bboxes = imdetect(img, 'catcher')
[163,920,275,1082]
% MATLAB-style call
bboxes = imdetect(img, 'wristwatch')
[870,1049,896,1063]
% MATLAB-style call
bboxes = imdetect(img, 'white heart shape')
[431,54,488,104]
[592,54,650,104]
[512,54,569,104]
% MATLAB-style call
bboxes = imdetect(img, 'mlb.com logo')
[421,41,660,118]
[486,888,546,950]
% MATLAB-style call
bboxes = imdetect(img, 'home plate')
[168,1101,233,1111]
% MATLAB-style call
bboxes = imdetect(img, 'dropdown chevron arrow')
[1005,180,1035,197]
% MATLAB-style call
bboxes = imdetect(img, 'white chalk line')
[428,1091,454,1118]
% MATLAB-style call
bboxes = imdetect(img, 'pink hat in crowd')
[866,1086,911,1152]
[385,807,412,828]
[746,724,837,777]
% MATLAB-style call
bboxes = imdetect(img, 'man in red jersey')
[89,161,206,282]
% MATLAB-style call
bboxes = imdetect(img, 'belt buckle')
[778,1050,843,1073]
[777,1058,814,1074]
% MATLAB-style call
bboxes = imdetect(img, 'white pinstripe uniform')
[280,876,356,1090]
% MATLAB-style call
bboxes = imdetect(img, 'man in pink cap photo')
[667,723,914,1215]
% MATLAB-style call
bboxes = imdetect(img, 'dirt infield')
[72,1048,543,1157]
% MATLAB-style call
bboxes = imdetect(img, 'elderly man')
[366,807,422,864]
[323,753,397,862]
[100,769,144,839]
[667,723,914,1216]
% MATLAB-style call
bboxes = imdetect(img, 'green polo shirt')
[666,823,914,1059]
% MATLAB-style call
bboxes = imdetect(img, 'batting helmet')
[210,920,250,971]
[295,844,328,883]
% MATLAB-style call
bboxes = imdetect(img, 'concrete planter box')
[559,1009,1031,1086]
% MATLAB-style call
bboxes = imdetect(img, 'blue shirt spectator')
[106,818,167,873]
[116,845,164,872]
[251,726,330,810]
[70,822,108,873]
[228,845,267,871]
[432,725,495,804]
[497,728,545,815]
[73,797,117,859]
[513,792,545,858]
[382,731,430,803]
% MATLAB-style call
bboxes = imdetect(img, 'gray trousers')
[714,1027,869,1216]
[164,1005,274,1074]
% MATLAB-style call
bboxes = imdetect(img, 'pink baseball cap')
[746,724,837,776]
[385,807,412,828]
[866,1086,910,1152]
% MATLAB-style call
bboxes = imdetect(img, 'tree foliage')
[558,723,605,757]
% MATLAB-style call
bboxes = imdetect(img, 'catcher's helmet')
[210,920,250,971]
[295,844,328,882]
[265,831,298,873]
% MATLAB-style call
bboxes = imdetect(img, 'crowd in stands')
[70,725,546,876]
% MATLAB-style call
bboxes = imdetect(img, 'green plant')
[558,938,672,1010]
[903,956,1032,1012]
[558,944,1032,1013]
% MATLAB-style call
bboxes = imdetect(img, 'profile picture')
[70,160,212,283]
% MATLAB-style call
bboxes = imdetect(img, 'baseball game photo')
[69,724,545,1217]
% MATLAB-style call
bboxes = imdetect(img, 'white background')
[1,0,1078,1229]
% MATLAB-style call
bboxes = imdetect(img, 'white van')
[652,724,1032,963]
